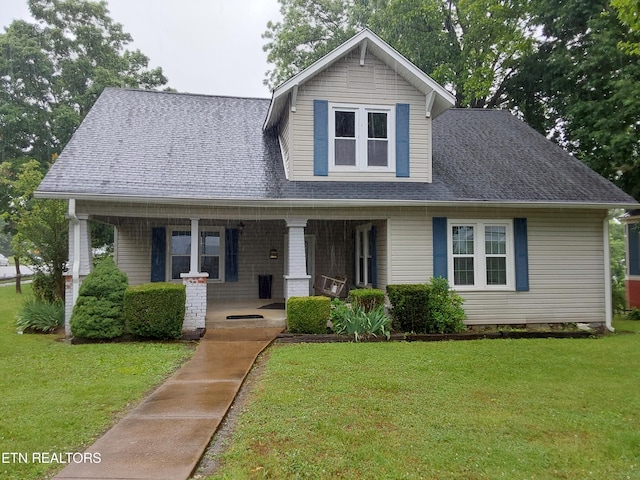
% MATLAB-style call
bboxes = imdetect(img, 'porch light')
[236,221,245,235]
[270,249,278,259]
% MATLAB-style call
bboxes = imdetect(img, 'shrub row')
[387,278,466,334]
[70,257,186,340]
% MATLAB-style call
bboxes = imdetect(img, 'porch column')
[65,203,92,336]
[179,218,208,336]
[189,218,199,273]
[284,218,311,300]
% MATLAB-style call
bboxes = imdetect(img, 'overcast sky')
[0,0,282,98]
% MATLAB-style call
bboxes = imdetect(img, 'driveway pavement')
[53,326,283,480]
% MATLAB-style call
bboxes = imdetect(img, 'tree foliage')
[0,0,168,169]
[612,0,640,55]
[507,0,640,200]
[263,0,535,108]
[0,158,68,299]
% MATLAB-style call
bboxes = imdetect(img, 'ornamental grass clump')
[330,298,391,342]
[15,297,63,333]
[70,257,128,339]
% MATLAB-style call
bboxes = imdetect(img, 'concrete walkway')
[54,327,283,480]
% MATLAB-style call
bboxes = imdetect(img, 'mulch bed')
[276,330,595,343]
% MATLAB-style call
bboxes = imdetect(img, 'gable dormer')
[264,29,455,182]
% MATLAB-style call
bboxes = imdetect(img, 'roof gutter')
[604,211,617,332]
[67,199,80,337]
[34,191,640,211]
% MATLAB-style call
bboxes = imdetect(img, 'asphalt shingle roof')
[37,88,636,206]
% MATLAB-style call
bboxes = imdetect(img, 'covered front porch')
[66,201,387,335]
[205,299,287,329]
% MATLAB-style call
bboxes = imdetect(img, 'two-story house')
[36,29,638,336]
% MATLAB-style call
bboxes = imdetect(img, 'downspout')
[68,199,81,318]
[603,211,616,332]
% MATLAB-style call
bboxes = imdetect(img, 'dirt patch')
[191,350,269,478]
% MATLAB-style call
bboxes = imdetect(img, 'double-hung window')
[448,220,514,290]
[329,103,395,172]
[169,227,224,281]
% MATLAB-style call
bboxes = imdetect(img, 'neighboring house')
[36,29,638,336]
[621,210,640,309]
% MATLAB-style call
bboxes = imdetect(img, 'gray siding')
[114,222,152,285]
[99,200,608,326]
[290,50,431,182]
[377,206,607,325]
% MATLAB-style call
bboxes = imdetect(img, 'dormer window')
[328,103,395,172]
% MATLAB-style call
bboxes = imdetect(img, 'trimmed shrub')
[387,279,466,334]
[287,296,331,334]
[427,277,466,333]
[70,257,128,339]
[124,283,186,339]
[16,297,63,333]
[349,288,385,312]
[386,284,430,333]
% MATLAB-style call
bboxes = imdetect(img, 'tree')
[262,0,535,108]
[506,0,640,200]
[0,0,168,169]
[0,159,67,298]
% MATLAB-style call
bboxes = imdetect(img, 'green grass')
[0,285,194,480]
[210,318,640,479]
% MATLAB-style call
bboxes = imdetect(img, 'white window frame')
[355,223,373,288]
[328,103,395,173]
[168,226,225,283]
[447,219,515,291]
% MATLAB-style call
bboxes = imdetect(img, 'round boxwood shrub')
[70,257,128,339]
[287,296,331,334]
[124,283,186,339]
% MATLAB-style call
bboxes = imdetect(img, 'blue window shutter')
[628,223,640,276]
[369,226,378,288]
[514,218,529,291]
[314,100,329,176]
[396,103,410,178]
[225,228,239,282]
[151,227,166,282]
[432,217,448,279]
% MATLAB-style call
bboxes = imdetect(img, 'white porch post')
[180,218,208,336]
[284,218,311,300]
[65,200,92,336]
[189,218,199,273]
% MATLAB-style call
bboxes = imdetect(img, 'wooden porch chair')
[314,274,347,299]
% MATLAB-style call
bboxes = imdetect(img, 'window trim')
[328,102,395,173]
[167,226,225,283]
[447,219,515,291]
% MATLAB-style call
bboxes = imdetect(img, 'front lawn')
[208,319,640,479]
[0,285,194,480]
